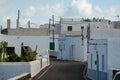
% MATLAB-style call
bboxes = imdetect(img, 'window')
[67,26,72,31]
[91,54,93,69]
[102,55,104,71]
[50,42,55,50]
[7,47,15,55]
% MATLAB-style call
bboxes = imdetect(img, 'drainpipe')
[81,26,84,46]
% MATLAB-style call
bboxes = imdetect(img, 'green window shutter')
[50,42,55,50]
[67,26,72,31]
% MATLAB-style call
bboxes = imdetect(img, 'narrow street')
[32,58,87,80]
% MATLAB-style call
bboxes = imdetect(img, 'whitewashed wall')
[61,22,88,34]
[88,38,120,80]
[90,25,120,39]
[107,38,120,80]
[90,22,109,28]
[0,56,49,80]
[58,36,87,61]
[0,62,30,80]
[108,38,120,69]
[61,21,109,34]
[88,39,108,72]
[0,35,49,56]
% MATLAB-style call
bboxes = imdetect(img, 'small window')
[67,26,72,31]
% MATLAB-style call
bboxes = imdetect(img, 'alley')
[32,58,87,80]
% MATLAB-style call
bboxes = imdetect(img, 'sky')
[0,0,120,28]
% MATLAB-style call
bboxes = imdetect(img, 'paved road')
[32,58,87,80]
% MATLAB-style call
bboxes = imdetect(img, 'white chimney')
[7,19,11,29]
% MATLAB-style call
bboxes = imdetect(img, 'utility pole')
[96,50,99,80]
[81,26,84,46]
[52,15,55,43]
[18,9,20,22]
[87,23,90,53]
[52,15,54,26]
[49,18,51,34]
[49,15,55,50]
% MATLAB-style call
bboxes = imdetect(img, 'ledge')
[8,73,31,80]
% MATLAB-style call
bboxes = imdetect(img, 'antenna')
[115,15,119,21]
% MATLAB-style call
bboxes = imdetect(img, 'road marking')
[36,65,53,80]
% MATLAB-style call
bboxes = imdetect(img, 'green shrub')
[21,42,37,61]
[0,41,8,62]
[0,41,38,62]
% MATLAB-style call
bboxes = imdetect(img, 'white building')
[57,18,110,61]
[88,25,120,80]
[0,19,55,57]
[57,34,87,61]
[0,34,49,57]
[0,19,50,79]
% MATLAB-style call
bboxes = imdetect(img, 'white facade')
[0,34,50,80]
[90,25,120,39]
[0,34,49,56]
[88,38,120,80]
[88,39,108,80]
[107,38,120,80]
[57,35,87,61]
[88,25,120,80]
[60,18,109,34]
[57,18,110,61]
[0,56,49,80]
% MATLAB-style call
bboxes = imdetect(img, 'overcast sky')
[0,0,120,28]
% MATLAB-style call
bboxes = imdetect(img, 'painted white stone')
[0,56,49,80]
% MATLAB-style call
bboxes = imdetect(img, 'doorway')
[69,45,75,60]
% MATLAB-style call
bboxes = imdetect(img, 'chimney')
[16,19,19,29]
[28,20,30,28]
[7,19,11,29]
